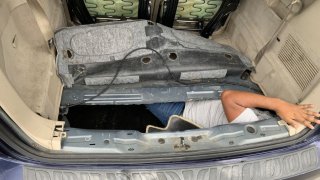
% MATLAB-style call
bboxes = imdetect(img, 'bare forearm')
[221,90,282,121]
[221,90,320,129]
[226,90,284,111]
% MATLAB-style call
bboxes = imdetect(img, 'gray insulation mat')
[54,20,252,87]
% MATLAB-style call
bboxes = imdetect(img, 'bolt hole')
[241,70,251,80]
[65,49,74,59]
[191,136,201,142]
[141,57,151,64]
[169,53,177,60]
[158,138,165,144]
[191,136,198,142]
[224,53,232,59]
[229,141,234,145]
[89,143,95,146]
[127,132,133,135]
[104,139,110,144]
[128,147,134,151]
[246,126,256,134]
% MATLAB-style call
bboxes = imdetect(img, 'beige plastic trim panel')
[213,0,320,104]
[26,0,54,51]
[278,120,305,136]
[0,0,65,120]
[213,0,320,132]
[0,0,66,149]
[0,69,65,150]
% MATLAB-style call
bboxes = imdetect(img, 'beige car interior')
[0,0,319,150]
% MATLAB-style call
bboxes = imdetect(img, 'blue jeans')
[146,102,185,126]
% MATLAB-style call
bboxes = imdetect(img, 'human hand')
[275,101,320,129]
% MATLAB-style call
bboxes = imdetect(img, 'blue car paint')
[0,133,319,180]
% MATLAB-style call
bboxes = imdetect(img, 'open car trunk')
[54,20,291,153]
[0,0,319,160]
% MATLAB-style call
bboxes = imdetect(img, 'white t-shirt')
[182,100,259,128]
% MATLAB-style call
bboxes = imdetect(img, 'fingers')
[299,104,314,109]
[284,118,299,129]
[302,120,314,130]
[315,119,320,124]
[305,115,316,123]
[281,103,319,129]
[303,113,320,123]
[286,118,314,130]
[302,110,320,124]
[295,114,319,128]
[305,110,320,118]
[287,113,315,129]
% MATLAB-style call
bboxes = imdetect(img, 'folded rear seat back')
[54,20,252,88]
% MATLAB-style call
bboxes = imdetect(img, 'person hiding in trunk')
[146,90,320,129]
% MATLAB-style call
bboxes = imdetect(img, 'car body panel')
[0,143,319,180]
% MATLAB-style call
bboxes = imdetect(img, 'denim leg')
[146,102,185,126]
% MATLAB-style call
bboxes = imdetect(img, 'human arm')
[221,90,320,129]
